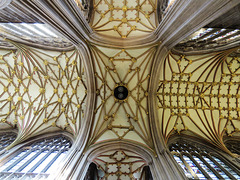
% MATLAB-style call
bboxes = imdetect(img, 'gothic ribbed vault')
[0,0,240,179]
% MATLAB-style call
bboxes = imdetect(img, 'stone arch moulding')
[148,44,187,180]
[63,140,187,180]
[70,43,96,147]
[71,141,158,180]
[47,43,96,180]
[148,45,169,152]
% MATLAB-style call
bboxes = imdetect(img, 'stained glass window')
[0,135,71,179]
[170,142,240,180]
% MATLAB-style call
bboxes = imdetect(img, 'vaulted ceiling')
[0,0,240,178]
[157,48,240,153]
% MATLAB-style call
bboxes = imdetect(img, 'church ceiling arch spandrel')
[1,0,240,179]
[157,47,240,153]
[93,150,148,179]
[0,41,87,141]
[88,45,157,149]
[88,0,158,38]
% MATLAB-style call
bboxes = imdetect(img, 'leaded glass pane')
[203,156,229,179]
[173,155,192,178]
[21,153,46,173]
[170,142,240,180]
[33,152,57,173]
[183,155,205,179]
[9,152,37,172]
[0,135,71,179]
[212,156,240,179]
[192,156,218,179]
[46,153,66,174]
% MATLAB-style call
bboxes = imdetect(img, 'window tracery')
[174,28,240,53]
[0,135,71,179]
[170,141,240,180]
[0,132,16,152]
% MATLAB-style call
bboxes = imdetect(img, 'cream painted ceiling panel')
[90,0,158,38]
[157,48,240,152]
[0,41,87,143]
[88,45,156,148]
[94,150,147,179]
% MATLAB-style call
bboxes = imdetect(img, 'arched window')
[0,132,17,152]
[170,141,240,180]
[0,135,72,179]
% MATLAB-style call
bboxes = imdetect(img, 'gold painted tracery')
[157,47,240,153]
[94,150,147,179]
[90,0,158,38]
[89,45,156,148]
[0,42,87,140]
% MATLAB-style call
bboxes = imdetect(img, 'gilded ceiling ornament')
[157,49,240,152]
[90,0,158,38]
[89,45,156,148]
[0,46,87,136]
[93,150,147,179]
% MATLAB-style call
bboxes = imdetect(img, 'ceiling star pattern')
[94,150,147,179]
[0,0,240,179]
[89,45,156,148]
[157,48,240,152]
[90,0,157,38]
[0,42,87,140]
